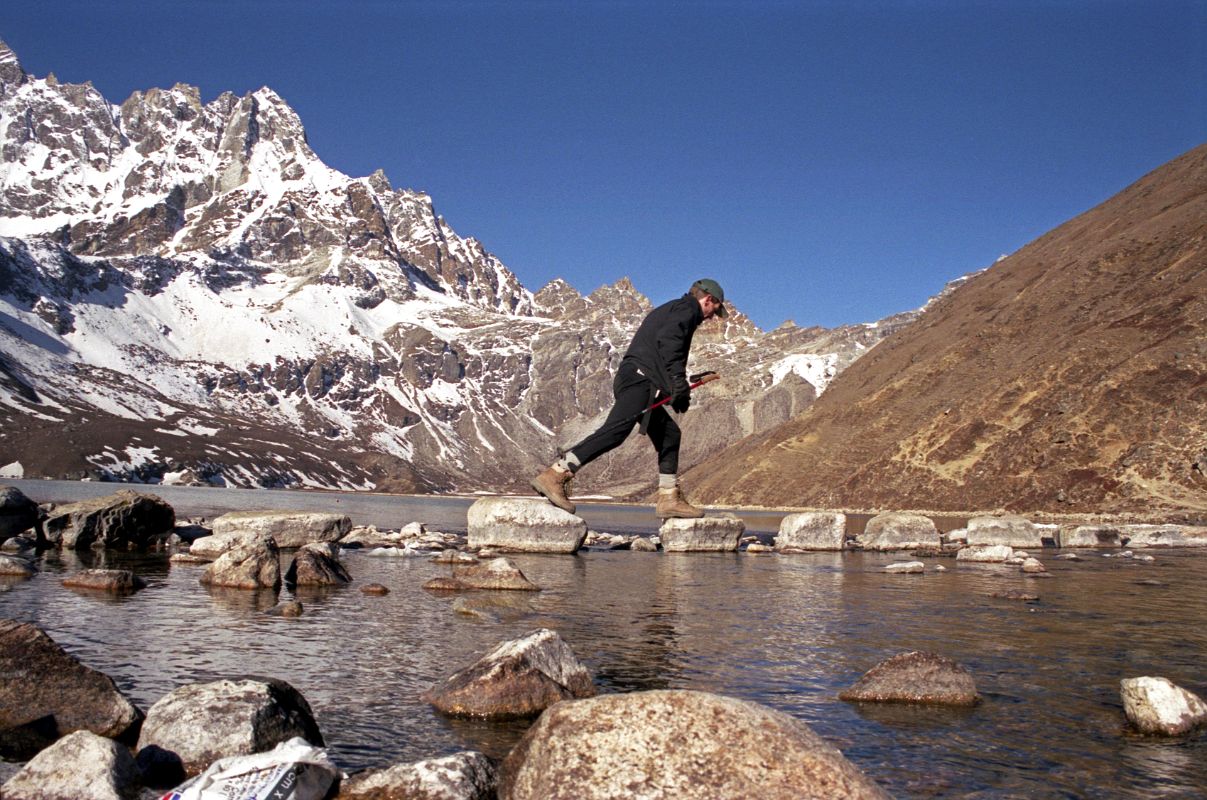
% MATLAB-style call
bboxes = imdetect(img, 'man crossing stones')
[531,278,727,518]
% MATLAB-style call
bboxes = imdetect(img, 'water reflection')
[0,544,1204,798]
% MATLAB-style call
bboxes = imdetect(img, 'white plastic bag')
[160,737,338,800]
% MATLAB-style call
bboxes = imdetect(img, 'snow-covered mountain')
[0,41,925,495]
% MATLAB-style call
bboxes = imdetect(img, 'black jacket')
[621,293,704,398]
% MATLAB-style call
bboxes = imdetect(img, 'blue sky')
[3,1,1205,329]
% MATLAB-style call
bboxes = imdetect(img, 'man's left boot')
[531,466,576,514]
[656,486,704,519]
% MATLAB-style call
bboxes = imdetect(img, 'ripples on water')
[2,544,1205,798]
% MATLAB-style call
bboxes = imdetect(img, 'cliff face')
[687,143,1207,518]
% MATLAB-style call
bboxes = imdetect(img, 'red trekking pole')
[620,371,720,428]
[645,371,720,414]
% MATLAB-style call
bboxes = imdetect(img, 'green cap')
[692,278,727,317]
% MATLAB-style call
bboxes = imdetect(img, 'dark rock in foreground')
[0,729,140,800]
[42,490,175,549]
[0,619,144,760]
[840,650,980,706]
[423,629,594,720]
[135,677,324,786]
[499,689,891,799]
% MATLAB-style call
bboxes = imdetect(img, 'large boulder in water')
[284,542,351,586]
[42,490,175,549]
[199,538,281,590]
[1120,676,1207,735]
[341,751,498,800]
[839,651,980,706]
[135,677,323,785]
[423,629,594,720]
[498,689,890,799]
[467,498,587,553]
[857,513,941,551]
[776,511,847,552]
[209,510,351,549]
[0,486,39,541]
[0,729,140,800]
[659,515,745,552]
[0,619,144,760]
[966,515,1043,548]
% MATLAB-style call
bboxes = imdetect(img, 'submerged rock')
[1120,676,1207,735]
[498,689,890,800]
[659,515,745,552]
[135,677,323,785]
[423,629,594,720]
[1,729,140,800]
[452,558,540,591]
[361,583,390,595]
[0,619,144,760]
[62,569,147,594]
[884,561,925,574]
[839,651,980,706]
[466,498,587,554]
[265,601,304,617]
[858,513,940,551]
[630,537,658,552]
[989,590,1039,601]
[775,511,847,552]
[341,750,498,800]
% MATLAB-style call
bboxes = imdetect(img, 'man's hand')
[671,391,691,414]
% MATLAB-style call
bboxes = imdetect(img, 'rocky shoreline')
[2,486,1206,798]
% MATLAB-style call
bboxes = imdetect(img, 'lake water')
[2,483,1206,798]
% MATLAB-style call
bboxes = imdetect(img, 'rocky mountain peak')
[0,40,26,94]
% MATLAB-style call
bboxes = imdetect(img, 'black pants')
[567,361,681,474]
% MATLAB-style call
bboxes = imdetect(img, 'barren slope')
[687,142,1207,518]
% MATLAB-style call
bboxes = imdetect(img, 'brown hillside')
[687,143,1207,518]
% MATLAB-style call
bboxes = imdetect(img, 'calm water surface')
[2,486,1205,798]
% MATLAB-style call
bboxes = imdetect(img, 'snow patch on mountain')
[770,353,839,394]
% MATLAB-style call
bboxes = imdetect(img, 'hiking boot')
[531,467,576,514]
[656,487,703,519]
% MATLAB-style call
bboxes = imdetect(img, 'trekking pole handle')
[646,372,721,413]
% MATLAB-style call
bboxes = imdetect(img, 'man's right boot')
[531,466,576,514]
[656,486,704,519]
